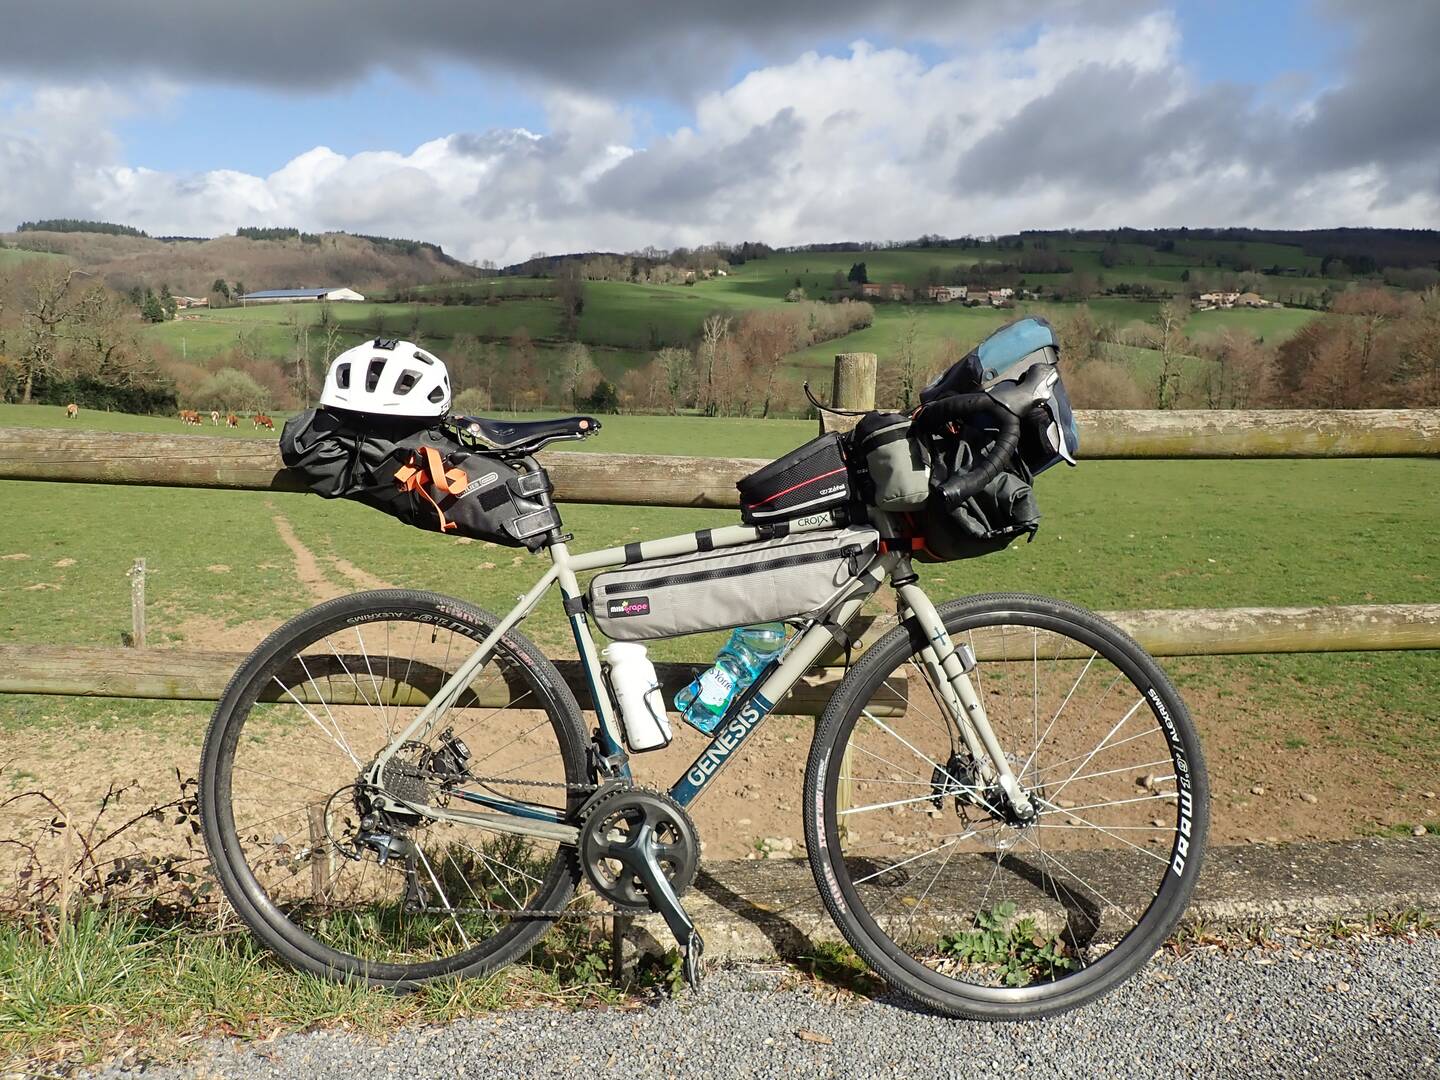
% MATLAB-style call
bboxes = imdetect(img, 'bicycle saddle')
[456,414,602,454]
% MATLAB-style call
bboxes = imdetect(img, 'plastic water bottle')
[601,642,673,752]
[675,624,787,734]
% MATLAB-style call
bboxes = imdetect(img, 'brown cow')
[180,409,202,426]
[226,413,239,428]
[253,413,275,431]
[65,403,78,419]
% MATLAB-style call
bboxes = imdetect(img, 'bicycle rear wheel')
[200,589,590,988]
[804,593,1208,1020]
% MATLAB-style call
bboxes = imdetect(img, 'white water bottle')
[602,642,673,752]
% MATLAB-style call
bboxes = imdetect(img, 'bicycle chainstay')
[412,775,677,920]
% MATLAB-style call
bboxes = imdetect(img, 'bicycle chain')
[417,775,642,919]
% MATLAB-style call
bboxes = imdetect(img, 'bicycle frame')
[366,512,1031,844]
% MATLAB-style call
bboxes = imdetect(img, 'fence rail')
[2,603,1435,715]
[1,409,1437,510]
[1,393,1437,686]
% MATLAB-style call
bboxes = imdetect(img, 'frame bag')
[589,526,879,641]
[279,408,560,549]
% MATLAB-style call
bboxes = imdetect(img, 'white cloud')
[1,10,1436,264]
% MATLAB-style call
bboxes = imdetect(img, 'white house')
[239,287,366,305]
[926,284,968,303]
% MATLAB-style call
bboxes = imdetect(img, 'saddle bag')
[736,432,853,524]
[589,526,879,641]
[279,408,560,549]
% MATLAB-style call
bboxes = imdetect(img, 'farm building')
[239,287,365,305]
[926,284,968,303]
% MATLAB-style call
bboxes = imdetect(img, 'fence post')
[821,352,878,434]
[128,558,146,648]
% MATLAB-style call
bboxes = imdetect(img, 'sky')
[0,0,1436,266]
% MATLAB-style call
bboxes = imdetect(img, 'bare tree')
[560,341,598,409]
[654,346,692,413]
[16,265,100,403]
[695,314,731,417]
[1147,299,1190,409]
[1196,330,1275,409]
[557,262,586,339]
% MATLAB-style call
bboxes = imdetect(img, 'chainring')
[578,788,700,914]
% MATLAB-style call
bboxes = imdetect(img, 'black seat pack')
[280,408,560,549]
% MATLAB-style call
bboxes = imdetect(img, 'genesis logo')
[685,694,772,787]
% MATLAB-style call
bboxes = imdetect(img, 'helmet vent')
[427,386,446,404]
[335,362,350,390]
[366,358,387,393]
[394,370,420,395]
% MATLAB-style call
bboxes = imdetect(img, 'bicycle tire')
[803,592,1209,1020]
[200,589,589,988]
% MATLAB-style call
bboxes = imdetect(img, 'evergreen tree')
[140,290,166,323]
[847,261,869,285]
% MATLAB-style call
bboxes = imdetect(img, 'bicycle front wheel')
[200,589,590,988]
[804,593,1208,1020]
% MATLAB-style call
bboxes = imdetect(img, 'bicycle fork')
[895,582,1036,822]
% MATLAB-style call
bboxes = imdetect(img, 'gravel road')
[92,936,1439,1080]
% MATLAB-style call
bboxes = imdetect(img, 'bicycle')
[199,400,1209,1021]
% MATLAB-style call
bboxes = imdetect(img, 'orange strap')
[394,446,469,532]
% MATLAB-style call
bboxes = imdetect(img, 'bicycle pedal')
[683,930,705,990]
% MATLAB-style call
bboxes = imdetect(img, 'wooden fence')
[1,358,1437,716]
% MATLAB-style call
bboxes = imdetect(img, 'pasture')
[1,404,1437,853]
[134,240,1327,407]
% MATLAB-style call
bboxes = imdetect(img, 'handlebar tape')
[910,393,1021,509]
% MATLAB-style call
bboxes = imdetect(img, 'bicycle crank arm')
[622,820,705,988]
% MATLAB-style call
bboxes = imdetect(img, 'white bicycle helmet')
[320,339,451,417]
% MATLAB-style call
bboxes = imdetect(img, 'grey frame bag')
[855,411,930,511]
[589,526,879,641]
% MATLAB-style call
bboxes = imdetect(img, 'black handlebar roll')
[911,393,1022,509]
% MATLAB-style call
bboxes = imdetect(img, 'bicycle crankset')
[579,788,705,987]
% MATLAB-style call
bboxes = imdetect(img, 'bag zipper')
[602,544,866,595]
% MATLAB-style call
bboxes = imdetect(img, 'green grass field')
[1,407,1435,748]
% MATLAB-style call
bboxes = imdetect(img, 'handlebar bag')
[589,525,880,641]
[920,316,1079,475]
[279,407,559,549]
[905,436,1039,562]
[737,432,853,524]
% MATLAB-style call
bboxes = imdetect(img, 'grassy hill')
[138,237,1330,412]
[0,229,480,298]
[12,222,1370,414]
